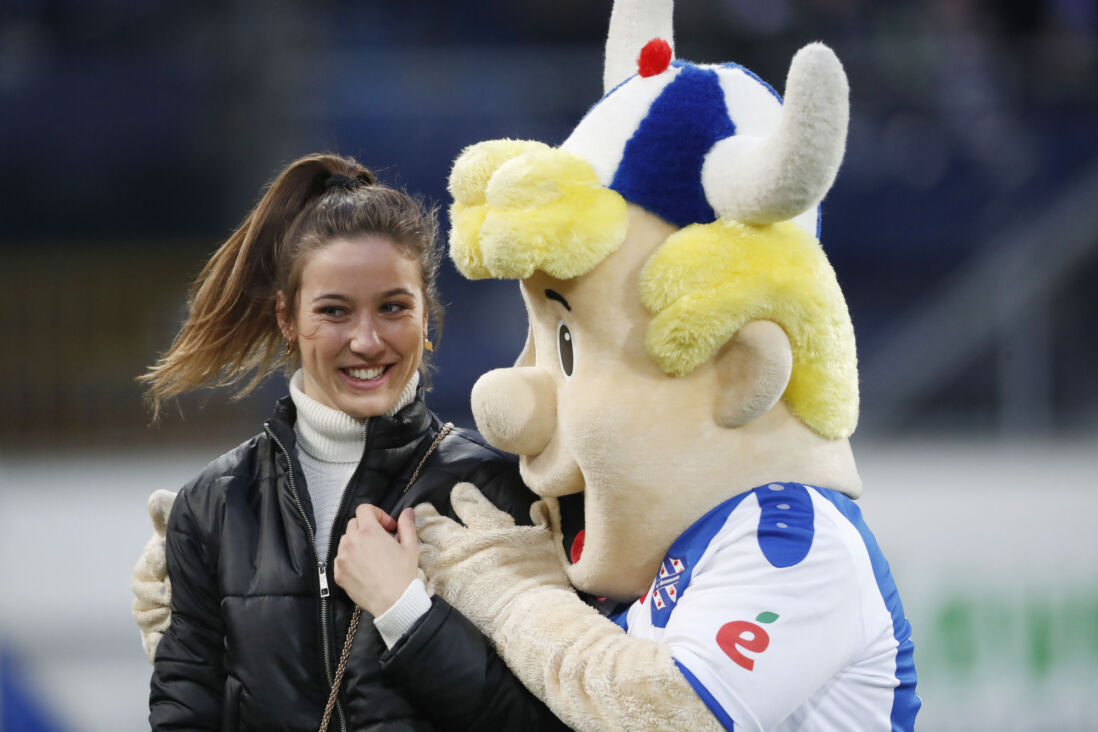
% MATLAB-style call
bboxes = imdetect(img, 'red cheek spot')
[637,38,673,78]
[716,621,770,671]
[570,529,586,564]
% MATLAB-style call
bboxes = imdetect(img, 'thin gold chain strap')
[318,422,455,732]
[404,422,454,493]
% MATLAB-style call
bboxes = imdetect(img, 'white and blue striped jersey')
[614,483,920,731]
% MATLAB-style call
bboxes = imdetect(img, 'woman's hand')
[334,504,419,617]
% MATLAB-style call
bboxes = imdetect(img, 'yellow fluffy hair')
[448,139,628,280]
[640,219,858,439]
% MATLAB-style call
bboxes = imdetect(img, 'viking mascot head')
[449,0,861,601]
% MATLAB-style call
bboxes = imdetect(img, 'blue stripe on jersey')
[675,659,736,731]
[756,483,815,567]
[650,492,751,628]
[610,604,630,631]
[811,487,921,731]
[610,63,735,228]
[649,484,817,627]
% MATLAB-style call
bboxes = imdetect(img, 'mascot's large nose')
[471,367,557,456]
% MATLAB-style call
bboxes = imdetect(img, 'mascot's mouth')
[558,492,586,564]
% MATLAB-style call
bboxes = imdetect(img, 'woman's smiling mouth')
[340,365,391,386]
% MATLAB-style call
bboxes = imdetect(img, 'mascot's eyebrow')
[545,289,572,311]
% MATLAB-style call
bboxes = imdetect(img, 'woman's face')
[284,235,427,419]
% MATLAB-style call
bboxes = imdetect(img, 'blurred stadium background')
[1,0,1095,729]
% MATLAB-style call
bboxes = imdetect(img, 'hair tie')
[324,174,359,191]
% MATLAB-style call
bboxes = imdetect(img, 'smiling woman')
[141,155,443,416]
[135,153,567,731]
[285,236,429,419]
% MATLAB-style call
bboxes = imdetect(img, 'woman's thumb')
[397,507,418,547]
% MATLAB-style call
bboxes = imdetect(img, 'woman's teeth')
[345,366,385,380]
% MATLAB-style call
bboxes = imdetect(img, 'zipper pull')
[318,563,330,598]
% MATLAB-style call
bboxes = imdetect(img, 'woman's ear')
[275,291,295,341]
[714,320,793,429]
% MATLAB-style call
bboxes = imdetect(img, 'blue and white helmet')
[560,0,849,236]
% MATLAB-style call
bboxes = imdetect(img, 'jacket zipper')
[266,422,368,732]
[321,419,369,732]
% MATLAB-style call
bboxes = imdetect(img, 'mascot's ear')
[714,320,793,429]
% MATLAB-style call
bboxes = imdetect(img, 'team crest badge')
[652,556,687,609]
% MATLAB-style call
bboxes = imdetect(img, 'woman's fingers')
[396,508,417,548]
[334,505,421,616]
[354,503,397,533]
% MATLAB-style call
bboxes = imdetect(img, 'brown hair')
[141,153,442,417]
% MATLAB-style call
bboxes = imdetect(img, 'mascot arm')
[380,594,572,731]
[417,483,724,732]
[131,489,177,662]
[148,487,226,728]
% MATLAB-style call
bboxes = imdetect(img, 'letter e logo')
[717,620,771,671]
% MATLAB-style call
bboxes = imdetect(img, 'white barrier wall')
[854,438,1098,731]
[1,438,1095,731]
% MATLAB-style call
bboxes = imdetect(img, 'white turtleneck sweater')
[289,369,432,647]
[289,368,420,562]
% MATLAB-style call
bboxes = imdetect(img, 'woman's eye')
[319,306,347,317]
[380,302,411,314]
[557,321,574,380]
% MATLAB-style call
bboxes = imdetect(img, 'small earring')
[424,338,434,352]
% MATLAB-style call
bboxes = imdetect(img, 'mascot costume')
[133,1,920,729]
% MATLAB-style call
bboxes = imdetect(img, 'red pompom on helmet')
[637,38,673,77]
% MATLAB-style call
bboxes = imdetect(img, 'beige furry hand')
[131,489,176,663]
[416,483,571,633]
[419,485,719,732]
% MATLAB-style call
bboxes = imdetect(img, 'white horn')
[604,0,675,93]
[702,43,849,225]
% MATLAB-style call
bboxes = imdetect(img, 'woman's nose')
[471,367,557,456]
[349,317,385,356]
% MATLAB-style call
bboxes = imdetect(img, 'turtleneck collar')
[289,369,421,463]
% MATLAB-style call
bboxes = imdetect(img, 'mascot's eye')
[557,320,574,381]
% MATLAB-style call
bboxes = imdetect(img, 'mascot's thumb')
[530,500,552,529]
[451,482,516,530]
[148,489,178,536]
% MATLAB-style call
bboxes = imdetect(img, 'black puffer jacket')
[150,391,570,732]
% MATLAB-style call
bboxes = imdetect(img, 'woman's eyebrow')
[545,289,572,311]
[380,287,416,298]
[312,288,416,303]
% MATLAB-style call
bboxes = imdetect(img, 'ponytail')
[140,154,379,418]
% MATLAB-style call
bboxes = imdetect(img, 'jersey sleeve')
[656,487,866,731]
